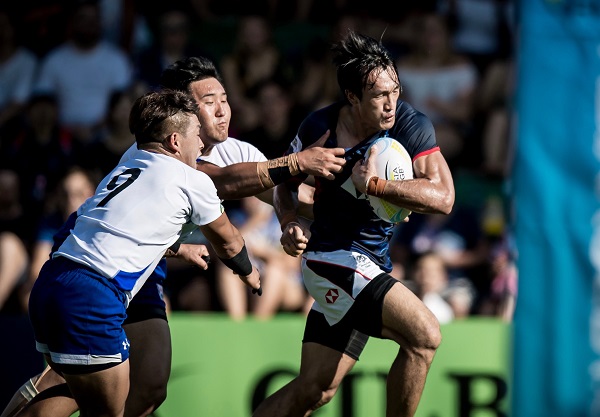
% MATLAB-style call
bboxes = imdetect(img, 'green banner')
[157,314,509,417]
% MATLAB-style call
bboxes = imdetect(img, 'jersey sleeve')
[186,169,224,226]
[407,113,439,160]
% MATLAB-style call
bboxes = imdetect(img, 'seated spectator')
[478,233,517,321]
[134,8,210,92]
[0,170,31,313]
[0,9,38,139]
[217,197,310,320]
[19,166,97,311]
[396,11,478,171]
[408,251,454,324]
[79,88,136,179]
[0,231,28,313]
[33,0,133,144]
[220,14,292,135]
[239,77,305,159]
[0,169,34,249]
[436,0,514,76]
[474,56,515,177]
[391,206,490,293]
[442,277,476,319]
[0,94,82,223]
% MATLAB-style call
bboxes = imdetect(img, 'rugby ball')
[365,137,413,223]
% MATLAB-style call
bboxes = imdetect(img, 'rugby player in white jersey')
[26,89,261,417]
[2,57,346,417]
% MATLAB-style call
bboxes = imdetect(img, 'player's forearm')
[203,162,267,199]
[198,155,302,200]
[274,183,301,230]
[370,177,454,214]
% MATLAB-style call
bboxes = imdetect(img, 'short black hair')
[160,56,225,93]
[129,89,198,145]
[331,30,400,101]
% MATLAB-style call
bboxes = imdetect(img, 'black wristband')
[168,241,181,254]
[219,245,253,276]
[268,166,295,185]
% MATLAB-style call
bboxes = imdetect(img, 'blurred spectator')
[409,251,454,324]
[396,12,478,171]
[239,77,305,159]
[10,0,70,58]
[0,170,31,314]
[0,170,35,248]
[0,9,38,139]
[473,55,515,177]
[98,0,152,55]
[0,231,29,313]
[33,0,133,143]
[79,88,136,179]
[216,197,310,320]
[478,233,517,321]
[19,166,97,311]
[0,93,82,224]
[220,14,292,135]
[442,277,476,319]
[436,0,514,75]
[134,8,210,92]
[391,207,490,286]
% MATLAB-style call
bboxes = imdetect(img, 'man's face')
[178,114,204,167]
[189,78,231,148]
[357,67,400,134]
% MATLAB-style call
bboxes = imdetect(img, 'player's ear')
[164,132,179,152]
[345,89,359,106]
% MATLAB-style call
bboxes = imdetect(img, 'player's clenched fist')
[280,222,310,257]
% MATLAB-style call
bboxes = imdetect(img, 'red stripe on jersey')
[413,146,440,162]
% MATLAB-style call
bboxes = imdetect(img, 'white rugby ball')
[365,137,413,223]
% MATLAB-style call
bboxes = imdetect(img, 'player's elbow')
[439,193,454,215]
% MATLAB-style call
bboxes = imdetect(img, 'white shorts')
[302,250,386,326]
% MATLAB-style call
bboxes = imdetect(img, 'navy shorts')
[29,257,130,368]
[125,258,168,324]
[303,272,398,360]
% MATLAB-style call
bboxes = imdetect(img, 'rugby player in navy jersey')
[3,57,346,417]
[253,30,455,417]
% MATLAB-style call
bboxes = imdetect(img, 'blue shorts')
[29,257,130,368]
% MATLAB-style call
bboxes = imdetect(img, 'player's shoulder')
[389,100,437,158]
[298,102,343,146]
[207,137,267,165]
[394,100,434,132]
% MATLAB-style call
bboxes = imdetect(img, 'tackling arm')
[196,130,345,201]
[199,213,261,291]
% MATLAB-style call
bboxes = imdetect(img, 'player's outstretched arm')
[197,131,345,200]
[199,213,261,293]
[352,145,455,215]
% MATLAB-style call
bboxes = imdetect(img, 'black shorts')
[302,273,397,360]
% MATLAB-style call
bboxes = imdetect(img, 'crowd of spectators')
[0,0,517,324]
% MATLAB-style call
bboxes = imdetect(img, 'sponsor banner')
[514,1,600,416]
[160,314,509,416]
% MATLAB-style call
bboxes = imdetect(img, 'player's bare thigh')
[380,281,440,347]
[299,342,357,390]
[122,318,171,414]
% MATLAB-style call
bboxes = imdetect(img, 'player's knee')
[423,318,442,351]
[411,318,442,364]
[298,377,340,411]
[144,384,167,410]
[127,384,167,417]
